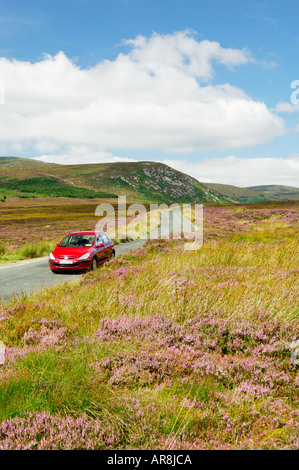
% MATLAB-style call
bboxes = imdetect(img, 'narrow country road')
[0,238,148,302]
[0,208,197,302]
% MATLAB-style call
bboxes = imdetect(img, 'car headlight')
[78,252,91,261]
[49,252,55,261]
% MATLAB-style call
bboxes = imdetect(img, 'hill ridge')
[0,157,225,203]
[1,157,298,203]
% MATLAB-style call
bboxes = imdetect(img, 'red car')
[49,231,115,273]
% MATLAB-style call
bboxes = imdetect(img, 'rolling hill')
[246,185,299,201]
[0,157,298,203]
[202,182,270,203]
[203,182,299,203]
[0,157,227,203]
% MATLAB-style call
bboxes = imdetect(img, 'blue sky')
[0,0,298,186]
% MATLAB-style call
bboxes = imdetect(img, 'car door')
[105,233,114,257]
[96,234,106,264]
[101,233,111,260]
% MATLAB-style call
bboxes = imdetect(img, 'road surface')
[0,208,197,302]
[0,238,148,302]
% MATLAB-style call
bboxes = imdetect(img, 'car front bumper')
[49,259,92,271]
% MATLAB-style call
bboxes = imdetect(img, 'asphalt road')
[0,208,197,302]
[0,238,148,302]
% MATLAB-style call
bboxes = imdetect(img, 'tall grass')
[0,241,56,262]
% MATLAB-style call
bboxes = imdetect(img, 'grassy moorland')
[0,201,298,450]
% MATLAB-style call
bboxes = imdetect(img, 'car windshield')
[59,234,95,247]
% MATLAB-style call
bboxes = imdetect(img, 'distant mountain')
[203,182,299,203]
[0,157,226,203]
[246,185,299,201]
[203,182,269,203]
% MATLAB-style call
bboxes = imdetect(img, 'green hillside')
[0,157,226,203]
[1,157,297,204]
[0,175,117,199]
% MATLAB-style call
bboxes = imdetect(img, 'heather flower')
[3,319,68,364]
[0,412,121,450]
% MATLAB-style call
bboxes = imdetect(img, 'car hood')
[52,246,94,258]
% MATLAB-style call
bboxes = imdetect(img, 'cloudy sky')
[0,0,298,187]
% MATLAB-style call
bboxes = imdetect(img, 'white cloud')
[34,145,137,165]
[275,102,299,113]
[0,30,284,158]
[123,31,255,81]
[164,155,299,187]
[261,60,278,69]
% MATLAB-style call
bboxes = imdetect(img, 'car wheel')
[91,257,97,271]
[51,269,59,274]
[110,250,115,260]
